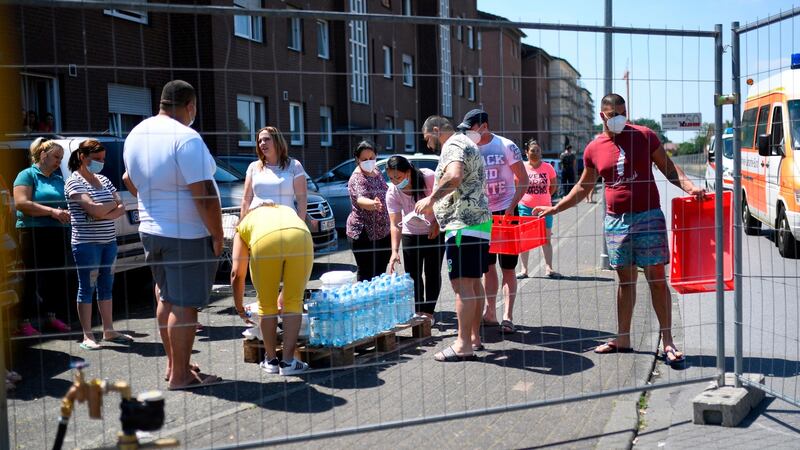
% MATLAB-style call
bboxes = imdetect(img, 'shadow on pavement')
[193,380,346,413]
[678,355,800,377]
[481,348,594,376]
[7,347,83,400]
[528,274,615,282]
[195,324,250,343]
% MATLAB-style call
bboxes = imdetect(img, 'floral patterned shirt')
[433,134,491,230]
[346,170,390,240]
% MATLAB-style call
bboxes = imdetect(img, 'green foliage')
[632,118,671,144]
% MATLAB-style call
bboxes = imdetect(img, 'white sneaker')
[279,359,309,376]
[259,358,280,374]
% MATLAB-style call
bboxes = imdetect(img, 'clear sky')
[477,0,800,143]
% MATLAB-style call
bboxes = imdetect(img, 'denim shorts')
[72,241,117,303]
[518,204,553,229]
[604,208,669,269]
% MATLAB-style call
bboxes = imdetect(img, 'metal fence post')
[731,21,743,389]
[713,23,726,388]
[600,0,612,270]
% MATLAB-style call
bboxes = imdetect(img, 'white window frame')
[467,26,474,49]
[402,54,414,87]
[21,73,61,133]
[385,116,395,150]
[233,0,263,42]
[107,83,151,137]
[404,119,416,152]
[289,102,305,146]
[402,0,411,16]
[317,19,329,59]
[320,106,332,147]
[236,94,265,147]
[478,68,483,86]
[477,31,482,50]
[383,45,392,79]
[458,71,464,97]
[439,0,452,117]
[288,12,302,52]
[104,0,148,25]
[467,76,475,101]
[349,0,370,104]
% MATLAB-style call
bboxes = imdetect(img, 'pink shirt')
[385,169,436,235]
[520,161,556,208]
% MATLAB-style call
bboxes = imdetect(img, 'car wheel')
[776,208,799,258]
[742,197,761,236]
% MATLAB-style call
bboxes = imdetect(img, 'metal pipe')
[7,0,718,37]
[713,23,726,388]
[735,6,800,33]
[731,21,744,389]
[599,0,612,270]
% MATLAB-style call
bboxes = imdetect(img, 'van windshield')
[722,138,733,159]
[787,100,800,148]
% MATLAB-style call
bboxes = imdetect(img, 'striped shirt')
[65,172,118,244]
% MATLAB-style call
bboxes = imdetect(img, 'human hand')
[373,197,383,213]
[387,252,401,274]
[428,221,440,239]
[414,196,434,215]
[504,205,516,217]
[236,308,255,326]
[687,185,706,200]
[212,234,224,257]
[532,205,558,217]
[51,207,70,224]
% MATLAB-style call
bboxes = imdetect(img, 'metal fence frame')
[0,2,732,449]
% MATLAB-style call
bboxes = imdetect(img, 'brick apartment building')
[521,44,553,154]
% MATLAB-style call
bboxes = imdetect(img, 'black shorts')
[445,235,490,280]
[487,208,519,270]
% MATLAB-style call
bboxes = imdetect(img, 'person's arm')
[414,161,464,215]
[387,211,402,274]
[239,170,254,221]
[230,233,253,325]
[293,174,307,220]
[69,192,118,219]
[534,166,599,217]
[549,167,559,197]
[350,174,382,211]
[122,172,137,197]
[187,179,224,256]
[13,184,70,223]
[99,191,126,220]
[506,160,529,216]
[651,145,705,198]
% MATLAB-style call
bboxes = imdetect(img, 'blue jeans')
[72,242,117,303]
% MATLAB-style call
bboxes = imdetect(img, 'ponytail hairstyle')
[68,139,105,171]
[29,137,63,164]
[385,155,427,201]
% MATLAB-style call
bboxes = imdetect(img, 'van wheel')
[776,209,799,258]
[742,197,761,236]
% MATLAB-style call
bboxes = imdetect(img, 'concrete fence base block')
[692,373,766,427]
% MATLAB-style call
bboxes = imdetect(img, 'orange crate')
[670,191,733,294]
[489,215,546,255]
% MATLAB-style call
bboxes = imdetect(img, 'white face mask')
[360,159,377,172]
[606,115,627,134]
[465,130,481,144]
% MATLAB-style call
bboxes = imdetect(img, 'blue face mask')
[395,178,410,189]
[88,160,104,174]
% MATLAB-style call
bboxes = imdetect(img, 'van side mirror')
[707,149,715,163]
[757,134,770,157]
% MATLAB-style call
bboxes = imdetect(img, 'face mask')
[606,115,627,134]
[88,160,104,174]
[465,130,481,144]
[360,159,376,172]
[395,178,410,189]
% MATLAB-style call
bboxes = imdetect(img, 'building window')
[288,10,302,52]
[385,116,395,150]
[458,71,464,97]
[402,0,411,16]
[289,102,305,146]
[21,73,60,133]
[104,0,148,24]
[236,94,265,147]
[402,54,414,87]
[320,106,332,147]
[456,15,462,41]
[439,0,452,117]
[512,105,520,124]
[467,26,473,49]
[107,84,151,137]
[383,46,392,79]
[349,0,369,104]
[477,31,482,50]
[233,0,263,42]
[317,20,329,59]
[404,119,416,152]
[467,76,475,101]
[478,68,483,86]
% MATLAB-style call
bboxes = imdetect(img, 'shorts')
[445,235,490,280]
[518,204,553,229]
[141,233,218,308]
[487,208,519,270]
[250,228,314,317]
[604,208,669,269]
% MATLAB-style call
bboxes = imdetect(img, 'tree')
[632,118,670,144]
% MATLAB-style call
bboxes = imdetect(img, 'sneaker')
[259,358,280,374]
[16,321,41,337]
[45,315,71,333]
[279,359,309,376]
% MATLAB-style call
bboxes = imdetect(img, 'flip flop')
[663,347,685,366]
[79,340,101,350]
[481,319,500,327]
[434,345,476,362]
[472,344,485,352]
[103,333,133,344]
[594,342,633,354]
[500,320,516,334]
[164,363,202,381]
[168,374,224,391]
[515,272,529,279]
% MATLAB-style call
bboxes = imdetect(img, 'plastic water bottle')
[307,292,320,346]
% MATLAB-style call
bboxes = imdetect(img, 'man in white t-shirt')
[458,109,529,334]
[124,80,223,390]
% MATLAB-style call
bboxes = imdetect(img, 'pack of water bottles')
[307,273,416,347]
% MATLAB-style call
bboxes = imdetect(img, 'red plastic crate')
[489,215,547,255]
[670,191,733,294]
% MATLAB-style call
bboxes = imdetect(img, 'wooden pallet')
[243,317,432,367]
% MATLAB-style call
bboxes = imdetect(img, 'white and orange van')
[740,67,800,257]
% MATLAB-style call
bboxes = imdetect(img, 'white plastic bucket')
[319,270,357,289]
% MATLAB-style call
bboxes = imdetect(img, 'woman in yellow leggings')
[231,202,314,376]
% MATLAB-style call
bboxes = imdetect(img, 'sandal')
[472,343,485,352]
[663,346,685,366]
[481,318,500,327]
[103,333,134,344]
[168,374,224,391]
[79,339,101,351]
[500,320,516,334]
[515,272,529,279]
[434,345,476,362]
[164,363,202,381]
[594,341,633,354]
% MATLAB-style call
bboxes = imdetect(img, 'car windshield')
[787,100,800,148]
[722,138,734,159]
[215,164,242,183]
